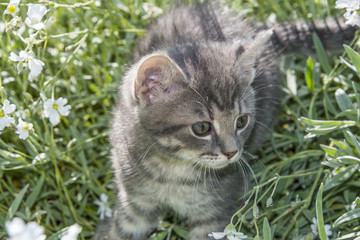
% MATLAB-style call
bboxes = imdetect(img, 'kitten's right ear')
[135,55,185,106]
[235,29,273,82]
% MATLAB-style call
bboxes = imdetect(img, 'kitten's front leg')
[95,202,160,240]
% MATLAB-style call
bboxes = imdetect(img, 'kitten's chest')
[154,178,216,216]
[143,155,220,214]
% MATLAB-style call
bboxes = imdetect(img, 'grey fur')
[94,3,355,240]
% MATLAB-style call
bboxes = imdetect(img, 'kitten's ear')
[135,55,185,105]
[235,29,273,81]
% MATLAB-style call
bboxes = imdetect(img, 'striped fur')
[94,2,356,240]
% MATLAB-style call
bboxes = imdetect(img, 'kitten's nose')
[223,151,238,159]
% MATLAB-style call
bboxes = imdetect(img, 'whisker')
[240,157,258,186]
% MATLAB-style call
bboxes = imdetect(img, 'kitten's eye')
[192,122,212,136]
[236,115,249,129]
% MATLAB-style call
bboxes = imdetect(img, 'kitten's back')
[136,3,355,57]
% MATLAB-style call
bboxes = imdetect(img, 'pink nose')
[224,151,238,159]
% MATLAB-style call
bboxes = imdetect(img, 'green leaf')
[322,158,342,169]
[305,57,315,92]
[325,92,338,116]
[173,225,189,239]
[333,208,360,227]
[344,45,360,73]
[316,183,327,240]
[149,231,168,240]
[340,56,358,73]
[336,109,359,119]
[331,138,354,155]
[344,130,360,155]
[253,204,259,218]
[323,165,359,191]
[0,149,25,162]
[25,174,45,209]
[336,232,360,240]
[320,144,337,157]
[353,81,360,107]
[89,83,101,95]
[298,117,357,136]
[335,88,354,111]
[47,228,69,240]
[263,217,272,240]
[313,33,331,74]
[299,118,356,127]
[6,184,29,221]
[337,156,360,164]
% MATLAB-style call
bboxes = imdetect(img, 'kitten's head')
[131,30,272,169]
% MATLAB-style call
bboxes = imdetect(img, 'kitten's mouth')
[205,160,231,169]
[202,150,242,169]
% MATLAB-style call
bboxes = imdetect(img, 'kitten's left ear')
[235,29,273,82]
[134,54,185,105]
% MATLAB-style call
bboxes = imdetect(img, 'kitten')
[95,3,355,240]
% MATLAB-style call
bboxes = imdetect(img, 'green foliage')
[0,0,360,240]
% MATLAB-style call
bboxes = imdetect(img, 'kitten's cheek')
[174,149,201,161]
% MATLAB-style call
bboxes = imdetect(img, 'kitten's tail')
[271,18,357,55]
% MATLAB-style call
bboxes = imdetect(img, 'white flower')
[92,37,102,44]
[311,217,333,240]
[344,10,360,26]
[33,153,46,164]
[5,15,22,30]
[94,193,113,220]
[60,223,82,240]
[9,50,45,79]
[142,3,163,19]
[94,0,101,7]
[266,13,277,25]
[15,118,33,140]
[0,99,16,130]
[9,51,25,62]
[335,0,360,11]
[6,217,46,240]
[25,4,48,30]
[208,229,248,240]
[0,21,5,33]
[43,98,71,126]
[3,0,20,17]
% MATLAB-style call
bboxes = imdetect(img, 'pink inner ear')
[135,56,183,105]
[137,68,161,105]
[163,86,178,94]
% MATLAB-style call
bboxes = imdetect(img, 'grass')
[0,0,360,239]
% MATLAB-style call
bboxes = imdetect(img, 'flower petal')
[27,4,48,20]
[6,217,26,237]
[9,52,25,62]
[100,193,108,202]
[208,232,228,239]
[324,225,333,236]
[49,111,60,126]
[60,223,82,240]
[28,58,45,77]
[31,22,46,30]
[0,118,8,130]
[3,99,16,114]
[56,97,68,106]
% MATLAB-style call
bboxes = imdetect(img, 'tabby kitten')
[95,3,355,240]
